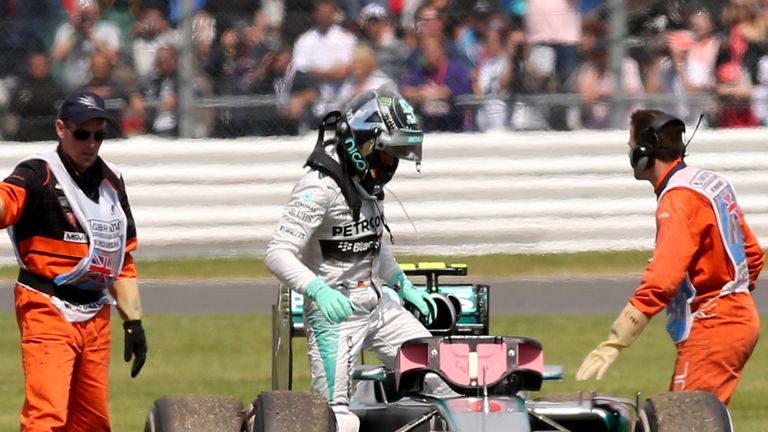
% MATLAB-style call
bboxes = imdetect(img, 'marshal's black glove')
[123,320,147,378]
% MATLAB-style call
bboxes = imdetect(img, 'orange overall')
[1,154,137,431]
[630,160,763,404]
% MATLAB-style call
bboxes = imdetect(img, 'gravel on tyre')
[249,391,336,432]
[145,394,244,432]
[642,391,732,432]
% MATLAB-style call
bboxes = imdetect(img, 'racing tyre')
[640,391,733,432]
[246,391,336,432]
[144,394,245,432]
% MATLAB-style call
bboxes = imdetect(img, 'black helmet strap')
[304,112,363,221]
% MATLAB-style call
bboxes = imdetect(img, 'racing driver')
[265,88,437,431]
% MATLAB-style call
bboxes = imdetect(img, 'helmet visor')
[375,127,423,163]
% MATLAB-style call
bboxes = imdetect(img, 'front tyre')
[639,391,732,432]
[246,391,336,432]
[144,394,245,432]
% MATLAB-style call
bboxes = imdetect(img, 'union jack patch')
[87,254,113,285]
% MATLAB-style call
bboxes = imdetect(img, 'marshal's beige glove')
[576,303,649,381]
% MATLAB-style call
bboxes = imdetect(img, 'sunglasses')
[69,128,105,142]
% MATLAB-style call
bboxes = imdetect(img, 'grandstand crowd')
[0,0,766,140]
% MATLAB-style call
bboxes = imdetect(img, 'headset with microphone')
[630,113,687,173]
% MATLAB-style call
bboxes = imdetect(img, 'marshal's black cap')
[58,90,115,125]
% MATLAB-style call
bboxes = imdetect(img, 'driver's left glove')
[389,270,437,325]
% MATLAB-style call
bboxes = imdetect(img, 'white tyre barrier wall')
[1,128,767,264]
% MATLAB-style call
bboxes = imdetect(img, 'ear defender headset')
[630,113,686,174]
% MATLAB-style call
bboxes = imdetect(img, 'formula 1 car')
[144,263,733,432]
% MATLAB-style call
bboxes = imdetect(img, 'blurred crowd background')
[0,0,766,141]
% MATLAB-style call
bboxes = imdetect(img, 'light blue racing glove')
[305,277,354,324]
[389,270,437,325]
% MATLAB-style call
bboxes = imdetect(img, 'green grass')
[0,250,654,281]
[0,251,763,430]
[0,314,765,431]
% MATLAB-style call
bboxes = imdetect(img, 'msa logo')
[64,231,87,243]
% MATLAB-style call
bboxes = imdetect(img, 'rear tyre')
[246,391,336,432]
[640,391,732,432]
[144,394,244,432]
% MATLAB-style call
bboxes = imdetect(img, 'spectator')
[204,20,252,137]
[753,1,768,124]
[472,26,511,131]
[131,5,181,81]
[400,0,422,32]
[0,0,61,78]
[337,43,397,107]
[714,0,764,128]
[2,52,64,142]
[192,9,217,68]
[141,45,180,137]
[421,0,450,15]
[141,44,214,138]
[293,0,357,121]
[204,19,249,96]
[684,5,722,97]
[453,0,500,67]
[358,3,408,81]
[523,0,582,91]
[404,3,465,69]
[247,44,318,136]
[498,25,554,130]
[101,0,140,41]
[0,1,22,80]
[575,38,645,129]
[167,0,206,28]
[282,0,315,44]
[646,7,721,125]
[51,0,122,92]
[336,0,387,31]
[204,0,262,31]
[205,14,273,137]
[401,35,473,132]
[80,51,145,137]
[260,0,285,42]
[576,12,608,70]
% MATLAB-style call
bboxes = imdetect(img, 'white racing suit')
[265,160,430,430]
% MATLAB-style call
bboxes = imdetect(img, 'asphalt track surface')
[4,276,764,315]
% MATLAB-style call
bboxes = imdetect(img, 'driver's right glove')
[304,277,354,324]
[389,270,437,325]
[575,303,650,381]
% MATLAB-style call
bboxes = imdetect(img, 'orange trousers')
[14,284,112,432]
[670,293,760,405]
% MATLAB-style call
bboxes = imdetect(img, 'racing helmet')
[338,88,423,195]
